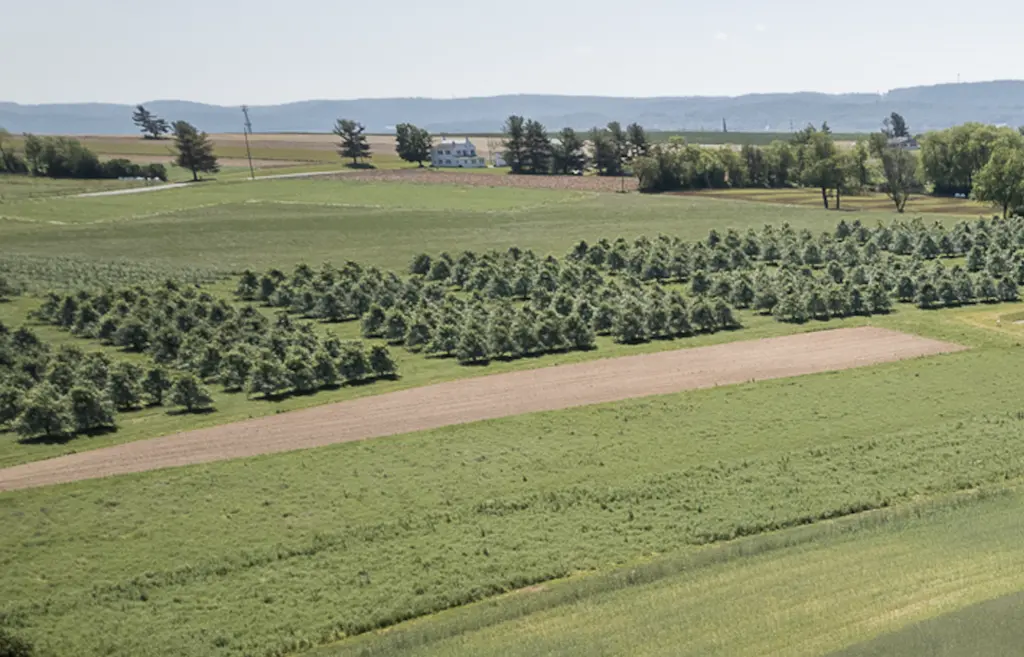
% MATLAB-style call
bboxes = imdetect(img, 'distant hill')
[3,81,1024,135]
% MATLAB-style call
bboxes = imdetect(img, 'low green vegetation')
[1,304,1023,656]
[333,489,1024,657]
[826,590,1024,657]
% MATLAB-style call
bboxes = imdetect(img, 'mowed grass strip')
[344,489,1024,657]
[1,317,1023,657]
[824,589,1024,657]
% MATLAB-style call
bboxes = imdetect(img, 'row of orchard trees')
[238,253,742,365]
[0,323,214,440]
[32,282,398,408]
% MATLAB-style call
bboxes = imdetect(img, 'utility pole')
[241,105,255,180]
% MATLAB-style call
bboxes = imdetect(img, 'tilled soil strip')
[0,327,964,492]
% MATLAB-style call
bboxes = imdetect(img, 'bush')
[0,629,34,657]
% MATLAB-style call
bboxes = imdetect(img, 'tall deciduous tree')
[172,121,220,181]
[334,119,372,165]
[394,123,431,166]
[501,115,527,174]
[973,143,1024,218]
[870,131,919,213]
[799,126,846,209]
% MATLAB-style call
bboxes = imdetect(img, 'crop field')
[2,171,1024,657]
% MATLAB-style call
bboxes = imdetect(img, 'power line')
[241,105,255,181]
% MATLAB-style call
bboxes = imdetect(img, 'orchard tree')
[220,348,255,392]
[247,352,289,398]
[132,105,169,139]
[394,123,432,166]
[369,345,397,378]
[142,366,172,405]
[334,119,372,165]
[383,308,409,344]
[563,312,595,350]
[456,321,490,364]
[0,385,24,426]
[172,121,220,181]
[15,382,74,439]
[339,343,371,382]
[68,384,116,433]
[170,373,214,412]
[107,361,144,410]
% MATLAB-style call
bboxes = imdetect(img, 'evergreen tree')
[690,298,717,332]
[714,300,739,329]
[501,115,528,174]
[361,304,387,338]
[334,119,372,165]
[285,351,319,393]
[613,297,649,343]
[132,104,169,139]
[551,127,586,174]
[427,321,460,357]
[563,312,595,350]
[456,320,491,364]
[915,282,939,309]
[313,349,339,387]
[535,310,567,351]
[523,119,552,174]
[977,274,999,302]
[998,276,1020,302]
[172,121,220,181]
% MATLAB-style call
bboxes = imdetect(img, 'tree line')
[0,129,168,181]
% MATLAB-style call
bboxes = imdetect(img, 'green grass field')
[2,172,1024,657]
[327,489,1024,657]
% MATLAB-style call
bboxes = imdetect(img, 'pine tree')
[334,119,372,166]
[172,121,219,181]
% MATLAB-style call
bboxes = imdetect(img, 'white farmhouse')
[431,138,486,168]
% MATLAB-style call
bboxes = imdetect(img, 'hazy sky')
[4,0,1023,105]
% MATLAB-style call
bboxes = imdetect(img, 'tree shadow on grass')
[18,425,118,446]
[165,407,217,417]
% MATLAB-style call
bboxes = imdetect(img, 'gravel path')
[0,327,964,492]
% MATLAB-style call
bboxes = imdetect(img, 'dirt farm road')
[0,327,964,492]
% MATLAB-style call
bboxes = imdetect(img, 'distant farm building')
[888,136,920,150]
[431,138,486,168]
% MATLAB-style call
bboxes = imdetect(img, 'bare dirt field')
[0,327,963,492]
[336,168,638,192]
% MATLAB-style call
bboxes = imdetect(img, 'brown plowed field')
[0,327,963,492]
[335,168,638,192]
